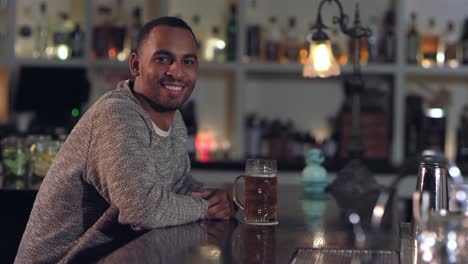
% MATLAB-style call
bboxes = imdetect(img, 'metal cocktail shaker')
[415,157,449,211]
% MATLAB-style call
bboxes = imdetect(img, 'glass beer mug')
[233,159,278,225]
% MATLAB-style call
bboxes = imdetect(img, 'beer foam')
[247,173,276,178]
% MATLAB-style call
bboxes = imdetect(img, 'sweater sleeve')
[173,155,205,195]
[86,99,208,230]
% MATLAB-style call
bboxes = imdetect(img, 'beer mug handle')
[233,175,245,211]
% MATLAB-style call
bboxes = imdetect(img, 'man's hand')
[191,189,236,220]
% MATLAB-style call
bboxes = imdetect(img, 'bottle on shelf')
[282,17,300,63]
[461,17,468,65]
[226,3,238,62]
[180,100,198,160]
[380,4,396,63]
[113,0,127,60]
[444,21,461,68]
[456,105,468,164]
[406,12,419,64]
[128,7,142,53]
[204,26,225,62]
[245,0,261,62]
[191,14,203,59]
[419,17,439,68]
[264,16,281,62]
[367,16,380,63]
[404,95,424,158]
[0,0,7,56]
[16,4,35,58]
[93,5,124,60]
[53,12,74,60]
[35,1,49,59]
[245,113,262,159]
[70,24,84,58]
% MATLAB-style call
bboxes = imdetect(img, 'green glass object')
[302,148,328,193]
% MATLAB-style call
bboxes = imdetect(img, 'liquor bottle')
[367,16,380,63]
[128,7,142,52]
[264,16,281,62]
[93,6,111,58]
[0,1,7,56]
[461,17,468,65]
[16,4,35,58]
[180,100,197,160]
[113,0,126,59]
[406,12,419,64]
[245,0,261,61]
[204,26,225,62]
[282,17,300,63]
[456,105,468,164]
[245,113,261,158]
[404,95,424,158]
[420,18,439,67]
[380,5,396,62]
[35,1,49,58]
[53,12,73,60]
[191,14,203,59]
[226,3,238,62]
[444,21,461,68]
[70,24,84,58]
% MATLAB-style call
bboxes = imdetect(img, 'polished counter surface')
[89,184,406,263]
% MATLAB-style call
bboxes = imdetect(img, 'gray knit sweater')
[15,80,208,264]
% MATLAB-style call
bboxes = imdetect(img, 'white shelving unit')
[1,0,468,166]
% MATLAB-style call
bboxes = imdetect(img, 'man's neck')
[130,85,175,132]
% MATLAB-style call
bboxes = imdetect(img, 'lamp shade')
[303,40,340,78]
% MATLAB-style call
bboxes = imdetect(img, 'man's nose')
[166,61,183,79]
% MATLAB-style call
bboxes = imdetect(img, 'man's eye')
[183,59,197,65]
[155,56,172,63]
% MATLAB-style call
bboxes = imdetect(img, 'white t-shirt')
[152,122,171,137]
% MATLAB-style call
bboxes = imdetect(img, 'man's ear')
[129,52,140,77]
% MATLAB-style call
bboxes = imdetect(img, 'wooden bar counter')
[76,184,411,263]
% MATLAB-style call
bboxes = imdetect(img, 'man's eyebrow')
[183,54,198,60]
[152,50,174,57]
[152,50,197,60]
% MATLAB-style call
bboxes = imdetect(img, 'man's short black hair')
[135,16,197,53]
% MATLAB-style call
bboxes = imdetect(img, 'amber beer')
[243,175,277,223]
[233,159,278,225]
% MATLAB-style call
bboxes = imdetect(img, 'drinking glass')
[233,159,278,225]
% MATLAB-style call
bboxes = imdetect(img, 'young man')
[15,17,235,263]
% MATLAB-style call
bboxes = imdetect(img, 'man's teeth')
[165,85,182,91]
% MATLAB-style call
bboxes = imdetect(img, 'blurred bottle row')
[7,0,468,67]
[244,113,321,162]
[406,13,468,68]
[11,0,142,61]
[0,131,67,190]
[183,0,398,64]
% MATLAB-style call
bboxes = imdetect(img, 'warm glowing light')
[117,51,128,62]
[215,40,226,49]
[108,48,118,58]
[57,45,69,60]
[195,132,217,162]
[303,40,340,78]
[313,43,332,71]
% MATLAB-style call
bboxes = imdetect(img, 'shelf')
[13,58,88,68]
[405,65,468,77]
[244,62,398,75]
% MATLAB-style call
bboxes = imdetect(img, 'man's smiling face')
[133,25,199,112]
